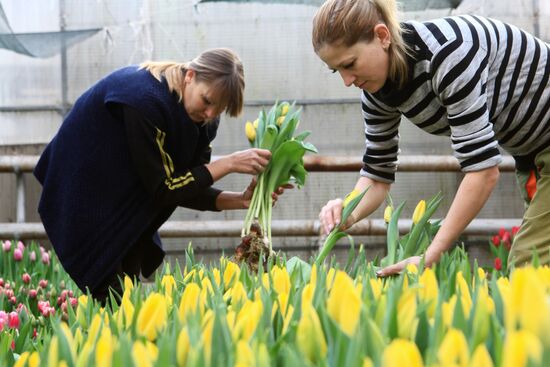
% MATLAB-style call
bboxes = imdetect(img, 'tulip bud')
[39,279,48,289]
[343,189,360,208]
[13,248,23,261]
[28,289,37,299]
[2,240,11,252]
[22,273,31,284]
[276,116,285,127]
[29,251,36,262]
[412,200,426,225]
[494,257,502,271]
[280,103,289,116]
[384,205,393,223]
[245,121,256,143]
[491,235,500,247]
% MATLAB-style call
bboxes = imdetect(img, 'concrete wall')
[0,0,545,263]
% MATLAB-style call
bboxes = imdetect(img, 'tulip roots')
[233,221,275,272]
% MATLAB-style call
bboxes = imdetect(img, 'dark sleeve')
[116,103,222,211]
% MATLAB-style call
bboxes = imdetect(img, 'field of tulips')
[1,230,550,366]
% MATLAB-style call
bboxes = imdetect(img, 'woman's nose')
[339,70,355,87]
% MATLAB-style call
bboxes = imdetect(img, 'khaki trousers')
[509,146,550,267]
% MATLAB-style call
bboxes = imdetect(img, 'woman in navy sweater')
[35,48,273,302]
[313,0,550,274]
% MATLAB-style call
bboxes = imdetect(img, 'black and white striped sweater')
[361,15,550,182]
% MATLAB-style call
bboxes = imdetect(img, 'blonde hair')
[312,0,411,89]
[140,48,245,117]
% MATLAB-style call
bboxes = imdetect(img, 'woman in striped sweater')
[313,0,550,274]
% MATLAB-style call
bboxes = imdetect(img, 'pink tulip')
[0,278,4,287]
[9,296,17,305]
[0,318,5,332]
[22,273,31,284]
[39,279,48,289]
[8,312,19,329]
[41,252,50,265]
[2,240,11,252]
[16,241,25,251]
[13,248,23,261]
[29,251,36,262]
[28,289,37,299]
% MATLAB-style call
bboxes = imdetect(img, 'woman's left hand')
[376,255,423,277]
[242,179,293,208]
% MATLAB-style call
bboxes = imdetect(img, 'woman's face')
[183,70,223,123]
[317,29,390,93]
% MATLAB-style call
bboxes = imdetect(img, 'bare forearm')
[425,166,500,265]
[215,191,247,210]
[349,176,391,225]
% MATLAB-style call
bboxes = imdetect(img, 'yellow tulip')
[28,352,40,367]
[418,268,438,318]
[363,357,374,367]
[276,116,285,127]
[236,340,256,366]
[296,305,327,363]
[383,205,393,223]
[256,343,271,367]
[177,328,191,367]
[310,263,318,286]
[14,352,29,367]
[412,200,426,224]
[472,286,495,346]
[227,280,248,307]
[201,310,214,364]
[406,263,418,274]
[48,338,59,367]
[137,293,168,341]
[253,118,259,128]
[327,270,361,336]
[477,267,487,282]
[124,275,134,291]
[536,265,550,291]
[442,295,457,327]
[95,328,114,367]
[179,283,203,324]
[75,295,89,328]
[505,267,550,341]
[132,341,155,367]
[301,283,315,312]
[455,271,472,316]
[369,277,383,301]
[234,299,264,341]
[437,328,469,367]
[212,268,221,286]
[271,266,291,295]
[245,121,256,142]
[326,267,336,290]
[343,189,360,208]
[223,260,240,288]
[161,274,177,299]
[280,103,290,116]
[117,294,135,330]
[397,288,418,340]
[502,330,542,367]
[85,314,104,348]
[382,339,424,367]
[76,343,93,367]
[59,323,77,362]
[470,344,494,367]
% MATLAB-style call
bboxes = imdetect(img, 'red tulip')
[491,235,500,247]
[498,227,506,238]
[0,278,4,287]
[22,273,31,284]
[494,257,503,271]
[511,226,520,237]
[501,231,512,250]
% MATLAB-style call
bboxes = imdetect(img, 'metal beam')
[0,154,516,173]
[0,219,521,240]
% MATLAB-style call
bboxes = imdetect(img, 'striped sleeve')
[431,20,502,171]
[360,91,402,183]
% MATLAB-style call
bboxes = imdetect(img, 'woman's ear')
[184,69,195,84]
[373,23,391,48]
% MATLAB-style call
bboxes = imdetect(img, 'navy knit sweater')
[34,66,220,292]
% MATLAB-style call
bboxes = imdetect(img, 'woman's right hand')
[206,148,271,181]
[225,148,271,175]
[319,198,346,235]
